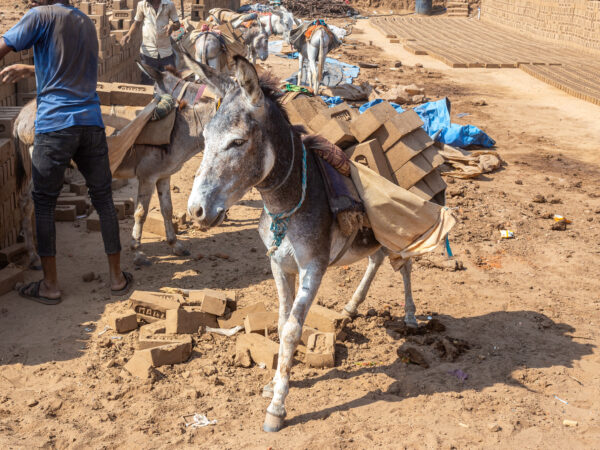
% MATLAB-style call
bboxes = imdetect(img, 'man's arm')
[0,37,35,84]
[169,3,181,33]
[120,20,141,46]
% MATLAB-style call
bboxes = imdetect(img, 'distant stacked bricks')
[191,0,241,21]
[482,0,600,54]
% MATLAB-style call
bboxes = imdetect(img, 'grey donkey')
[298,26,333,94]
[184,54,445,432]
[242,21,269,65]
[13,63,217,268]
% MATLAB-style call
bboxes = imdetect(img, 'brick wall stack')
[482,0,600,54]
[0,112,23,250]
[191,0,241,21]
[0,51,35,107]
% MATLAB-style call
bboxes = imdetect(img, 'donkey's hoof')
[172,246,190,257]
[263,412,284,433]
[404,317,418,328]
[133,253,152,267]
[342,306,357,319]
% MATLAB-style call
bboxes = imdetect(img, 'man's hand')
[120,33,131,46]
[0,64,35,84]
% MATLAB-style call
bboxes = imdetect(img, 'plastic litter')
[554,395,568,405]
[84,327,93,332]
[257,363,267,369]
[563,419,578,427]
[183,413,217,428]
[448,369,468,381]
[98,325,111,336]
[205,325,244,337]
[111,336,123,340]
[500,230,514,239]
[553,215,572,224]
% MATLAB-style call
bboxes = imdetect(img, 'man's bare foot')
[111,271,134,295]
[38,280,61,299]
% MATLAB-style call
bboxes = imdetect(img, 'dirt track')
[1,14,600,449]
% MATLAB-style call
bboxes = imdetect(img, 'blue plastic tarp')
[321,95,344,107]
[359,98,495,148]
[284,57,360,87]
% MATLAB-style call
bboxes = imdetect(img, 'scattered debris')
[533,194,547,203]
[205,325,244,337]
[500,230,515,239]
[554,395,568,405]
[563,419,578,427]
[488,423,501,432]
[183,414,217,428]
[257,0,358,18]
[551,221,567,231]
[448,369,469,381]
[397,347,429,368]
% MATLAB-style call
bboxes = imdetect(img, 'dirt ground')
[1,13,600,450]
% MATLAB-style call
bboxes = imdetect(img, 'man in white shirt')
[120,0,180,84]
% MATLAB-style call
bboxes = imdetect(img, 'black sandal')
[19,280,62,305]
[111,271,134,296]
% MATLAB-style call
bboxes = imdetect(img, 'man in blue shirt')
[0,0,133,305]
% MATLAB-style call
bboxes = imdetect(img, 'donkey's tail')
[14,133,27,193]
[316,31,325,94]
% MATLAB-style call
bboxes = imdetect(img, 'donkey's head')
[253,23,269,61]
[185,55,281,228]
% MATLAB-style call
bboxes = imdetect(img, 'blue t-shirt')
[3,4,104,133]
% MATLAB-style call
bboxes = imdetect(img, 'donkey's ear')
[180,46,233,97]
[233,55,264,108]
[136,61,163,82]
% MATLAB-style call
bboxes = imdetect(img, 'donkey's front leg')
[156,177,189,256]
[263,262,296,399]
[298,53,304,86]
[264,263,327,432]
[131,177,155,266]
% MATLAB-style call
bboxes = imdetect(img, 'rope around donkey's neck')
[264,143,307,257]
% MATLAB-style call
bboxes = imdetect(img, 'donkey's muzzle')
[189,205,226,230]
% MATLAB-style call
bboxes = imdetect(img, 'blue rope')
[445,235,453,258]
[264,143,307,256]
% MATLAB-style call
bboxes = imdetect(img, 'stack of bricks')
[0,51,35,107]
[446,0,469,17]
[481,0,600,54]
[0,108,23,250]
[78,0,143,83]
[284,96,447,203]
[191,0,241,21]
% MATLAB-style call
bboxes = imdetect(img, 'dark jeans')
[140,53,177,85]
[32,126,121,257]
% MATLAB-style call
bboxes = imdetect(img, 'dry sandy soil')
[1,11,600,450]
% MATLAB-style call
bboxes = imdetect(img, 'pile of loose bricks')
[108,289,346,378]
[446,0,470,17]
[284,95,446,202]
[481,0,600,54]
[191,0,241,21]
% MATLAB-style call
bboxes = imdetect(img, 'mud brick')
[16,91,36,107]
[89,14,108,31]
[318,118,357,149]
[0,243,27,265]
[244,311,278,335]
[349,101,398,142]
[305,332,335,368]
[165,307,218,334]
[96,82,113,105]
[409,179,435,201]
[110,82,154,106]
[113,9,135,20]
[79,1,92,14]
[139,320,166,337]
[423,170,447,196]
[56,195,87,215]
[305,305,347,333]
[69,181,88,196]
[393,153,433,190]
[109,311,138,333]
[86,212,100,231]
[92,2,106,15]
[113,201,126,220]
[122,19,133,29]
[129,290,183,321]
[144,337,192,366]
[384,139,420,175]
[16,77,36,93]
[370,111,424,151]
[126,0,139,9]
[296,326,318,354]
[345,139,394,182]
[55,204,77,221]
[112,196,134,215]
[144,211,178,238]
[0,267,25,296]
[284,95,327,128]
[111,178,128,190]
[187,289,228,316]
[236,333,278,369]
[110,19,123,30]
[0,116,18,138]
[124,352,156,378]
[217,302,267,328]
[137,332,187,350]
[420,144,445,169]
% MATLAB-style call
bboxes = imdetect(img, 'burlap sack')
[134,109,177,146]
[349,161,455,265]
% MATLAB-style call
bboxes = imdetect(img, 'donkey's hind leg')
[263,263,296,399]
[19,182,41,270]
[400,258,418,327]
[342,248,384,318]
[131,177,155,266]
[156,177,189,257]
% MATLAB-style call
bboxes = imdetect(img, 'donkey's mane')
[258,72,292,126]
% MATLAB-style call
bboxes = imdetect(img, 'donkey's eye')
[231,139,246,147]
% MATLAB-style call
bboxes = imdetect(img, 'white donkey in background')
[298,26,333,94]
